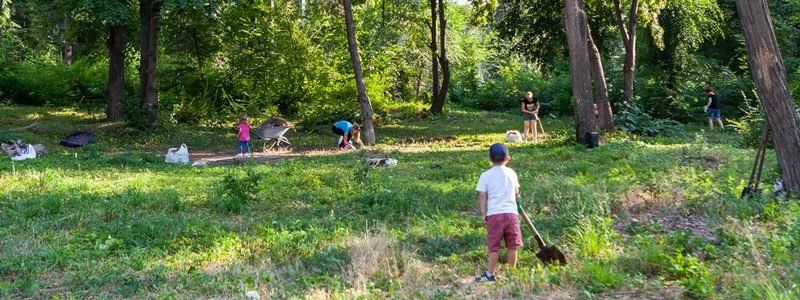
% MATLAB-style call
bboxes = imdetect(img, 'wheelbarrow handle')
[518,205,547,249]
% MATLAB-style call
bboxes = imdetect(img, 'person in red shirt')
[237,114,252,158]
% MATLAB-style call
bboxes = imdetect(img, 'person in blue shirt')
[332,121,364,151]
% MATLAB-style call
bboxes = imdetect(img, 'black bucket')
[585,132,600,148]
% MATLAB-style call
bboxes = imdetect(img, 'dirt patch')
[398,136,456,144]
[680,155,720,172]
[599,287,683,300]
[613,188,715,242]
[188,148,350,166]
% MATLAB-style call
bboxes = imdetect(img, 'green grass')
[1,104,799,298]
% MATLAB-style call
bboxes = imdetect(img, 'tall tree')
[62,12,75,66]
[737,0,800,192]
[107,21,125,121]
[586,22,614,131]
[613,0,638,104]
[139,0,161,128]
[429,0,450,114]
[71,0,133,121]
[564,0,597,144]
[428,0,440,109]
[343,0,376,144]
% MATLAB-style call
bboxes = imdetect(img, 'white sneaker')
[235,153,243,159]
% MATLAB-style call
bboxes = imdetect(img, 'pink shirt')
[238,122,251,141]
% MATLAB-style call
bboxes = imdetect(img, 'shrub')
[0,60,107,108]
[457,59,573,116]
[615,102,674,136]
[667,253,716,298]
[568,217,620,260]
[213,170,263,213]
[619,235,670,277]
[573,262,625,293]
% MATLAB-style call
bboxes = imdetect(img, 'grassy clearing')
[1,105,799,299]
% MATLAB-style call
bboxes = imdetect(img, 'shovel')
[538,120,548,138]
[518,206,567,265]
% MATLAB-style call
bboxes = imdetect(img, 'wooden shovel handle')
[519,208,547,249]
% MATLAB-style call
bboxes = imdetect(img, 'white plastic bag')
[383,158,398,167]
[10,144,35,161]
[24,144,36,159]
[506,130,522,143]
[165,144,190,164]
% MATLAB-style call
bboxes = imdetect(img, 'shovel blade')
[536,246,567,265]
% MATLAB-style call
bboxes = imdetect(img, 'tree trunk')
[586,25,614,132]
[107,24,125,121]
[737,0,800,192]
[414,60,423,97]
[564,0,597,145]
[63,13,74,66]
[430,0,449,114]
[614,0,638,104]
[343,0,376,144]
[429,0,440,103]
[139,0,161,128]
[63,44,74,66]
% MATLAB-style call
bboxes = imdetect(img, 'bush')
[213,170,263,213]
[573,262,625,293]
[615,102,674,136]
[457,60,573,116]
[630,54,756,123]
[728,96,767,147]
[0,60,107,108]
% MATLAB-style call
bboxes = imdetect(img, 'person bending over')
[332,120,365,151]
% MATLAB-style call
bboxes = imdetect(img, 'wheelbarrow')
[254,126,292,152]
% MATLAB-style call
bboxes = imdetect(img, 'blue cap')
[489,143,509,160]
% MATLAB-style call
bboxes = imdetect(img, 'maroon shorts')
[486,213,523,252]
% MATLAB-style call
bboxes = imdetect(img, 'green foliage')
[667,252,715,298]
[0,60,107,107]
[740,279,800,300]
[620,234,716,298]
[571,262,625,293]
[1,106,799,297]
[728,96,767,147]
[455,54,573,115]
[568,217,619,260]
[214,169,263,213]
[615,102,674,136]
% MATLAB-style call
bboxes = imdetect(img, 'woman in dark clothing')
[703,86,724,130]
[520,92,540,142]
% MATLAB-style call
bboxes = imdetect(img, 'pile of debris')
[258,117,292,129]
[2,140,46,161]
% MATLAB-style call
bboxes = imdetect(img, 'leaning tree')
[737,0,800,193]
[343,0,376,144]
[563,0,597,145]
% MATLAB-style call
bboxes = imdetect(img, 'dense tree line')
[1,0,799,188]
[2,0,797,123]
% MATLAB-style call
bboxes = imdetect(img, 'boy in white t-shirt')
[475,143,522,283]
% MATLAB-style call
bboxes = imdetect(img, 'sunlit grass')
[0,105,798,298]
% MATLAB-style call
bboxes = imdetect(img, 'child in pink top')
[237,114,252,158]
